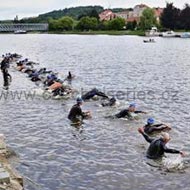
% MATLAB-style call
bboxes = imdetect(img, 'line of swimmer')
[1,53,187,165]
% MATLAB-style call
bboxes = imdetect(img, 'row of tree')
[48,16,126,31]
[161,3,190,30]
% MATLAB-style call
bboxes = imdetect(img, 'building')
[100,4,164,24]
[154,7,164,23]
[126,4,149,23]
[14,15,19,22]
[115,11,130,20]
[115,4,164,23]
[115,4,150,23]
[99,10,116,21]
[132,4,149,17]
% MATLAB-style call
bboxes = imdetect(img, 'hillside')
[18,6,130,23]
[20,6,104,23]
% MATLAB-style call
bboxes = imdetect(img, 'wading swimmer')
[138,127,185,159]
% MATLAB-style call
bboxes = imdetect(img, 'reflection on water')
[0,34,190,190]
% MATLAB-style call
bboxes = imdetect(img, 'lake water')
[0,34,190,190]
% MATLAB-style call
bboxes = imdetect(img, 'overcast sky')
[0,0,189,20]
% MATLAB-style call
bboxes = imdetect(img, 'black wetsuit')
[44,79,54,87]
[24,68,34,74]
[102,97,116,107]
[52,87,65,96]
[67,72,72,80]
[31,76,41,82]
[143,124,168,135]
[68,104,85,122]
[1,59,11,87]
[82,88,108,100]
[141,132,180,159]
[115,109,143,118]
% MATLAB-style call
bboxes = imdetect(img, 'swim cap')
[47,74,56,80]
[76,97,83,103]
[147,118,154,124]
[129,103,136,107]
[47,75,52,79]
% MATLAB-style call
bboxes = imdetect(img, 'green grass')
[174,29,190,32]
[48,30,145,36]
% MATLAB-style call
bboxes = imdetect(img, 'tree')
[78,14,87,20]
[126,21,137,30]
[48,17,74,31]
[180,3,190,30]
[107,17,126,30]
[160,3,181,30]
[139,8,157,31]
[78,9,100,21]
[76,16,98,30]
[58,16,74,30]
[97,21,108,30]
[89,9,100,20]
[48,19,59,30]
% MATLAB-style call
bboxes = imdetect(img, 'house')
[133,4,149,17]
[99,10,116,21]
[100,4,164,24]
[154,7,164,23]
[114,5,146,23]
[115,11,130,20]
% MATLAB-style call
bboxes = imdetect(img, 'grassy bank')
[48,30,145,36]
[0,30,145,36]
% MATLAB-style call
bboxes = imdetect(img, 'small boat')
[14,30,27,34]
[181,32,190,38]
[143,39,155,43]
[162,31,176,37]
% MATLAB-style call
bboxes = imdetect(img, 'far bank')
[48,30,145,36]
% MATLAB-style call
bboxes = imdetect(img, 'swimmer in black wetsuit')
[82,88,109,101]
[1,57,12,89]
[102,97,117,107]
[143,118,171,135]
[138,127,185,159]
[68,97,91,123]
[67,71,73,80]
[115,103,146,119]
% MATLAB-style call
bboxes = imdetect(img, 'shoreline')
[1,30,190,36]
[0,134,23,190]
[48,30,145,36]
[0,30,145,36]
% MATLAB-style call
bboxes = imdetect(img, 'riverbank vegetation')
[47,3,190,35]
[1,3,190,35]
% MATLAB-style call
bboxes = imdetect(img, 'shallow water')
[0,34,190,190]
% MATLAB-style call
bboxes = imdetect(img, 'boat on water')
[181,32,190,38]
[143,39,155,43]
[162,30,176,37]
[145,27,160,37]
[14,30,27,34]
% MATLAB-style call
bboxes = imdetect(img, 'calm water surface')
[0,34,190,190]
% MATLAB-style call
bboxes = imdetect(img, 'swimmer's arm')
[134,111,147,114]
[138,128,154,143]
[149,125,170,133]
[163,145,180,154]
[154,124,171,129]
[142,132,154,143]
